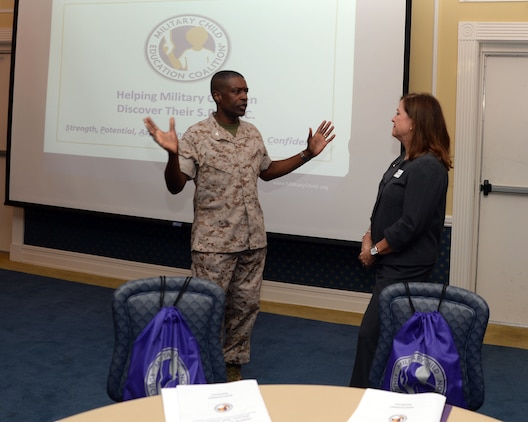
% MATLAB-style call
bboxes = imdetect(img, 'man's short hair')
[210,70,245,96]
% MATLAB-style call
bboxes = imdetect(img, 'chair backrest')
[107,276,227,402]
[369,282,489,411]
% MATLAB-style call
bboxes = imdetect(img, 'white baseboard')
[260,279,370,313]
[10,242,191,279]
[9,242,371,314]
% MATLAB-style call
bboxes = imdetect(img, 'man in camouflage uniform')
[144,70,334,381]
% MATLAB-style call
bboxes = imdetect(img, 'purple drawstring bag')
[382,283,468,409]
[122,277,206,400]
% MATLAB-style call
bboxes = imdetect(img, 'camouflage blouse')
[179,114,272,253]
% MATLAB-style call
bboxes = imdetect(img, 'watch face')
[370,246,378,256]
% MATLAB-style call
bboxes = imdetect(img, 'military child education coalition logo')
[146,15,229,81]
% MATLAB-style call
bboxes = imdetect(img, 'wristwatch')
[370,245,379,256]
[300,150,311,162]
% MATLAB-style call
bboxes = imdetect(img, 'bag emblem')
[145,347,191,396]
[386,351,447,395]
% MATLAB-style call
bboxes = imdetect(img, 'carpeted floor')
[0,268,525,421]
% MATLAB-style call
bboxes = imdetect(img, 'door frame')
[451,22,528,291]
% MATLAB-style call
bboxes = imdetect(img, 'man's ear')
[212,90,221,103]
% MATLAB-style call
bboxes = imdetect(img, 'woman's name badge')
[394,169,404,178]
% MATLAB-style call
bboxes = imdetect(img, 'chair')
[369,282,489,411]
[107,276,227,402]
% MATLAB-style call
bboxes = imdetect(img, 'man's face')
[214,76,248,121]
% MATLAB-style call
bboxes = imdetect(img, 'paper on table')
[161,388,181,422]
[162,379,272,422]
[347,388,447,422]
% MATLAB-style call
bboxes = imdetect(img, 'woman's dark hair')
[402,93,452,169]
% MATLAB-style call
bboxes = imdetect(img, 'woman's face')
[391,100,413,144]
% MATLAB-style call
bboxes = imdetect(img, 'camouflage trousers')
[191,247,267,365]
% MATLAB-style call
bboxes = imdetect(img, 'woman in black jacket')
[350,93,452,387]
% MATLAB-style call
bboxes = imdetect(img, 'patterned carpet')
[0,269,525,421]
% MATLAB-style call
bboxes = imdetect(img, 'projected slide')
[44,0,354,177]
[9,0,408,241]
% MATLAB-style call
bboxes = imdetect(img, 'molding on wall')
[9,210,451,314]
[452,21,528,292]
[0,27,11,43]
[8,209,456,314]
[9,241,371,313]
[9,241,190,279]
[9,207,370,313]
[261,279,370,313]
[432,0,439,94]
[8,206,369,313]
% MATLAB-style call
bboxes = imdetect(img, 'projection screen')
[6,0,409,242]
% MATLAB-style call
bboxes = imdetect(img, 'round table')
[57,384,501,421]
